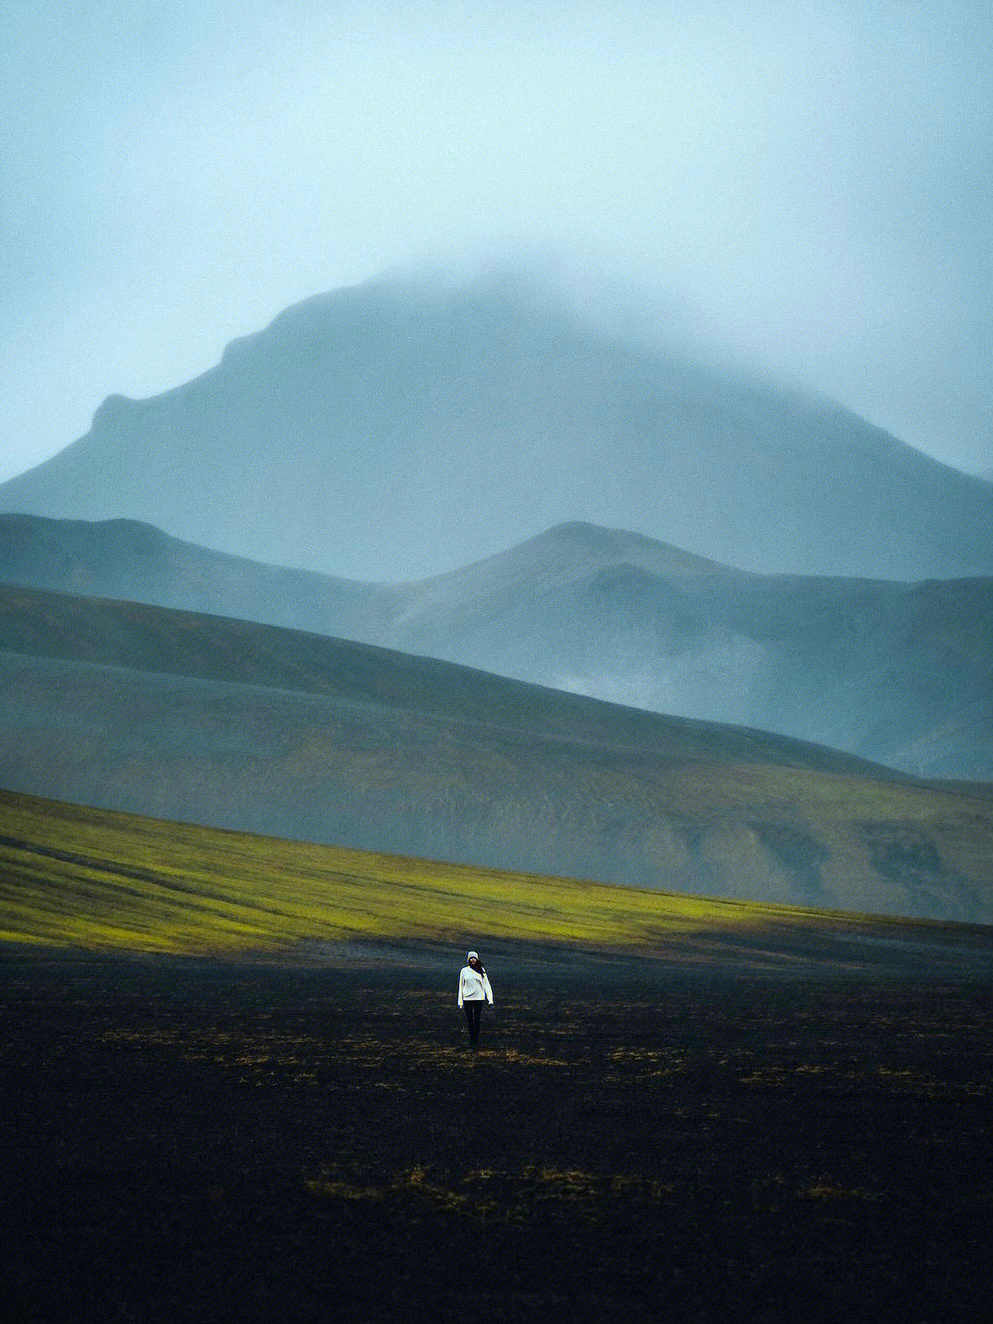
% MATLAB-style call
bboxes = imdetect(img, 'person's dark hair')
[468,954,486,975]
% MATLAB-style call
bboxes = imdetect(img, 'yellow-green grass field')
[0,786,950,959]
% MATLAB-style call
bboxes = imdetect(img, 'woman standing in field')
[457,950,493,1047]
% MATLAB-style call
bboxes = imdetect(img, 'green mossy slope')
[0,788,944,959]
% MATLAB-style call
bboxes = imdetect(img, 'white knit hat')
[467,950,479,960]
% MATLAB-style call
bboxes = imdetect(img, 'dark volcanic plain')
[4,938,993,1324]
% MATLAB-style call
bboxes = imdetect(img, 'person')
[457,950,493,1047]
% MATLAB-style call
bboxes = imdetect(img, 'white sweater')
[457,965,494,1007]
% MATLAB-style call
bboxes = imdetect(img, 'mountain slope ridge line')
[2,514,988,779]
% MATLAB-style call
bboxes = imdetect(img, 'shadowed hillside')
[4,514,990,780]
[0,512,374,633]
[1,583,991,921]
[2,278,991,582]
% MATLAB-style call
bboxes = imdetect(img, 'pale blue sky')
[2,0,991,481]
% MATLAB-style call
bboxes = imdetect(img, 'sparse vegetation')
[3,946,993,1322]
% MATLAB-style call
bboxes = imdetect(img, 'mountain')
[383,522,993,782]
[4,514,990,780]
[2,278,992,581]
[1,582,991,922]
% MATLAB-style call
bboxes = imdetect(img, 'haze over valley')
[3,513,990,783]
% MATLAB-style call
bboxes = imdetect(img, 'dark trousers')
[463,1000,484,1044]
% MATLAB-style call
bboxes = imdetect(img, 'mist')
[2,0,992,482]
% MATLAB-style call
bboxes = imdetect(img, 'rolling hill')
[380,522,993,781]
[3,513,990,780]
[2,277,991,582]
[1,582,991,922]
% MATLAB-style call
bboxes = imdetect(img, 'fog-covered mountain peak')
[3,275,992,582]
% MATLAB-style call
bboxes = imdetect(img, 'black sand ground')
[3,938,993,1323]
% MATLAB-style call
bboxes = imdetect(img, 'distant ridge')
[3,513,990,781]
[2,277,991,581]
[2,580,992,922]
